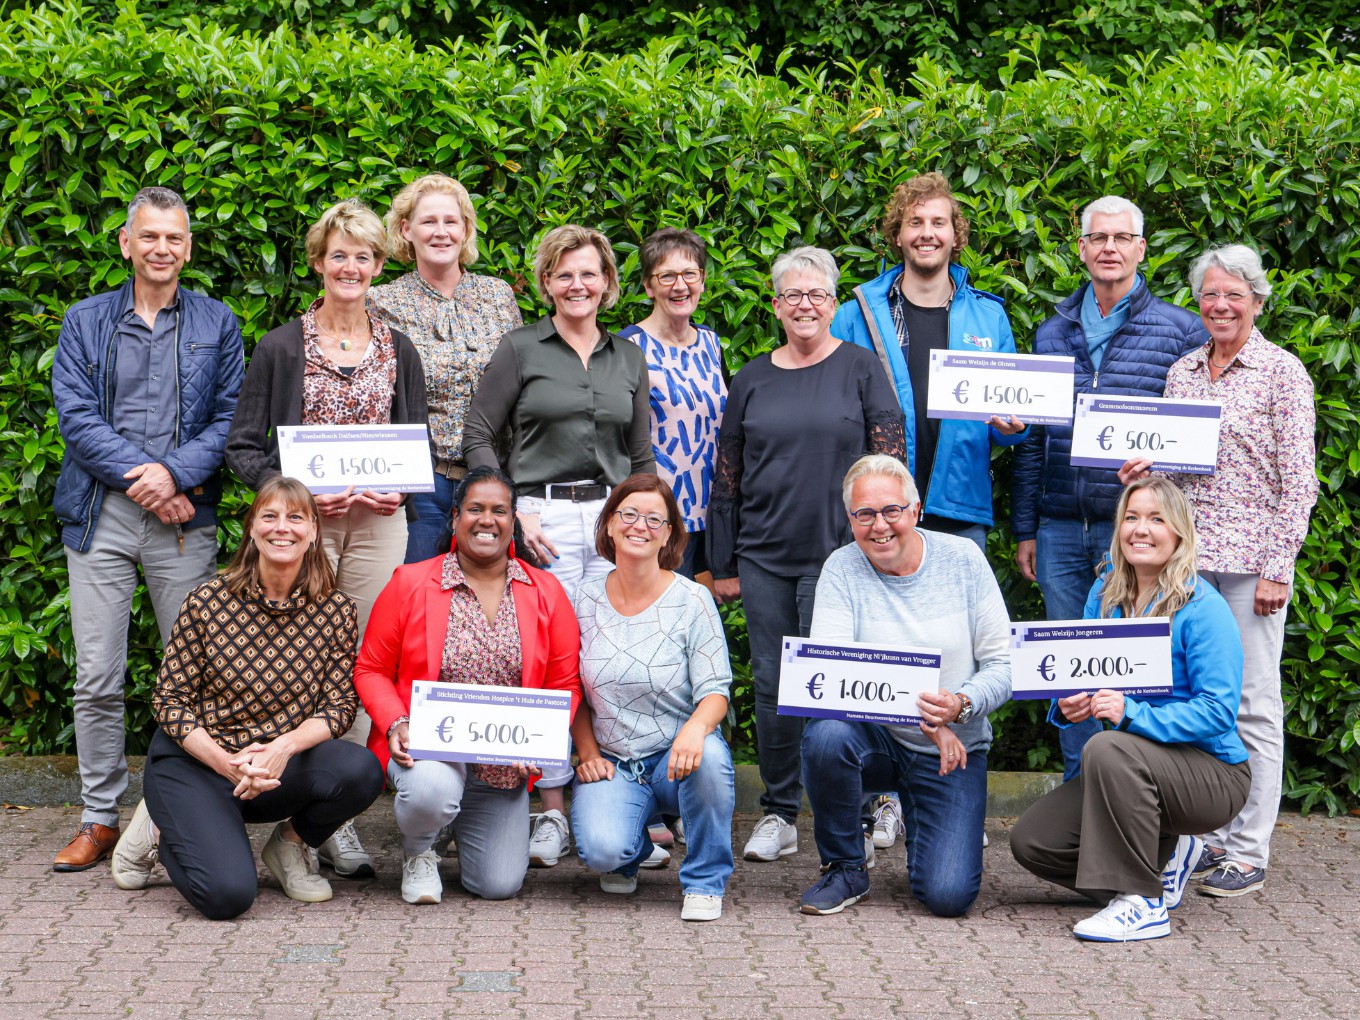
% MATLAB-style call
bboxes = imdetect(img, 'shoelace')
[330,823,363,854]
[533,814,568,841]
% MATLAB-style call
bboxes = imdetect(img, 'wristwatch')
[955,692,974,725]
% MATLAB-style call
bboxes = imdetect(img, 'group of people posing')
[48,169,1315,942]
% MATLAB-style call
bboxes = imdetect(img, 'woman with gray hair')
[462,223,654,867]
[708,245,906,863]
[1119,243,1316,898]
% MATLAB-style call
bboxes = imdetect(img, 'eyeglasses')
[1081,232,1141,250]
[1200,290,1252,303]
[552,270,600,286]
[651,269,704,286]
[613,508,670,530]
[848,504,913,525]
[777,289,831,306]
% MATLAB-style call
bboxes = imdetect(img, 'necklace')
[318,326,368,353]
[1208,346,1238,370]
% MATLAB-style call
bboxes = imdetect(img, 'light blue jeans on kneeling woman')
[571,730,735,897]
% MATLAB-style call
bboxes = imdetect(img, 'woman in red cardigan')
[354,466,581,904]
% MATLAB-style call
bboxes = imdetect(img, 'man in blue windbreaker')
[51,186,244,871]
[1010,195,1205,781]
[832,171,1027,556]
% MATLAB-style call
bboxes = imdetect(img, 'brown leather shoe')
[53,822,120,872]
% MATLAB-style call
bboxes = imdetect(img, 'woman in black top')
[708,245,905,865]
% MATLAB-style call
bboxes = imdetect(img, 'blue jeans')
[802,719,988,917]
[1036,515,1115,781]
[738,558,819,822]
[571,732,735,896]
[405,472,456,564]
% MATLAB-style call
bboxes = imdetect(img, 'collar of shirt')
[1185,325,1269,373]
[439,551,532,591]
[530,313,613,353]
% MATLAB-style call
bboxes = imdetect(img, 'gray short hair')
[1080,196,1143,236]
[1188,244,1272,301]
[771,245,839,295]
[126,187,190,231]
[841,454,919,511]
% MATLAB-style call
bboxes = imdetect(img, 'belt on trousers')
[433,458,468,481]
[520,482,609,502]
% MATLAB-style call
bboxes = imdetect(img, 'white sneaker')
[743,815,798,861]
[318,819,374,879]
[640,844,671,869]
[871,796,902,849]
[401,850,443,905]
[821,833,876,874]
[600,871,638,894]
[1073,894,1170,942]
[262,823,333,903]
[681,893,723,921]
[111,799,158,890]
[671,818,686,845]
[1160,834,1202,910]
[529,809,571,867]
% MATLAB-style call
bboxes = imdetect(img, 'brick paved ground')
[2,805,1357,1019]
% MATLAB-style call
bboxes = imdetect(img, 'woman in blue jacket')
[1010,477,1250,942]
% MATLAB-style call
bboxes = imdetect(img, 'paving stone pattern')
[2,806,1357,1019]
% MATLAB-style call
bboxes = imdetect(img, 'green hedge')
[2,3,1357,810]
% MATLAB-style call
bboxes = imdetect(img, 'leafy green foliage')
[1,4,1356,808]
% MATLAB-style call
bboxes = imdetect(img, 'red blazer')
[354,544,582,773]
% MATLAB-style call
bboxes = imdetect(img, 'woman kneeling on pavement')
[353,466,582,904]
[570,475,736,922]
[111,477,385,919]
[1010,476,1251,942]
[798,454,1010,918]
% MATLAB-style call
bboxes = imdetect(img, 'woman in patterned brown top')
[368,173,524,564]
[226,199,429,875]
[108,477,385,919]
[354,466,582,905]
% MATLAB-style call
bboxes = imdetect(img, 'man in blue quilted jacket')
[1011,196,1205,781]
[51,186,244,871]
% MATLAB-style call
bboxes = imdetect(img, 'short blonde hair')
[384,173,479,266]
[532,225,620,311]
[305,200,386,269]
[841,454,919,511]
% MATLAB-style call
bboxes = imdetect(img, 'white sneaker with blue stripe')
[1160,834,1203,910]
[1073,893,1171,942]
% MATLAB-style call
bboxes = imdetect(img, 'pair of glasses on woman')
[650,269,704,286]
[613,508,671,530]
[848,504,911,525]
[777,288,832,306]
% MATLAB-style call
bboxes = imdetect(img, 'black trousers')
[1011,730,1251,902]
[143,729,384,920]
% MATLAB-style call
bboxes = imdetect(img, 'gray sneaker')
[318,819,374,879]
[528,809,571,867]
[111,799,158,891]
[401,850,443,905]
[262,823,333,903]
[743,814,798,861]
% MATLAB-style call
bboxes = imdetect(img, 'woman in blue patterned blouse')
[619,228,727,581]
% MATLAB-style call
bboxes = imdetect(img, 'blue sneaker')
[1160,834,1202,910]
[1198,861,1266,898]
[799,865,869,915]
[1191,842,1227,878]
[1073,894,1170,942]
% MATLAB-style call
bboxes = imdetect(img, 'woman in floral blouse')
[109,477,384,918]
[354,466,582,905]
[226,199,428,876]
[369,173,524,563]
[1120,243,1316,898]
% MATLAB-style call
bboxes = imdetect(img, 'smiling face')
[643,251,705,324]
[1079,210,1146,291]
[119,204,192,289]
[1119,487,1179,583]
[402,192,467,274]
[604,490,672,566]
[453,479,515,568]
[544,245,605,325]
[250,497,318,574]
[772,267,836,347]
[848,474,921,576]
[313,230,382,303]
[896,195,956,279]
[1198,264,1263,350]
